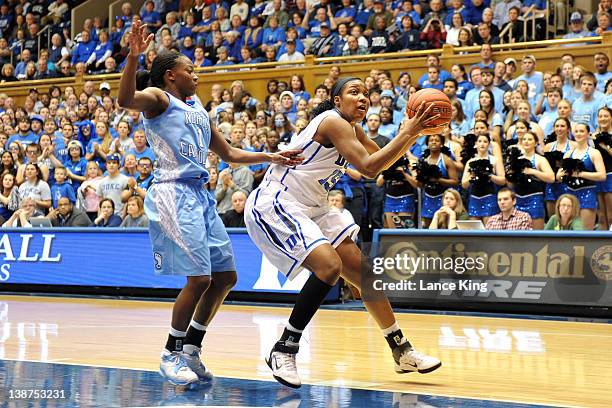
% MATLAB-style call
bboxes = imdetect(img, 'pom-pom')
[561,157,592,189]
[544,150,564,174]
[504,147,533,185]
[469,159,493,186]
[460,133,477,165]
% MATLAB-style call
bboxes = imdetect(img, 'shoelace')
[169,353,190,372]
[403,349,426,365]
[279,352,297,372]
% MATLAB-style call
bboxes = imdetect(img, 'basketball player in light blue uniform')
[118,21,302,386]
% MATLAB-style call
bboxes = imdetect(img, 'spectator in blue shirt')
[335,0,357,25]
[14,49,32,79]
[93,198,122,227]
[395,1,421,28]
[0,4,13,38]
[243,15,263,49]
[228,14,246,38]
[445,0,470,27]
[71,31,97,66]
[86,30,112,72]
[418,55,452,87]
[355,0,374,27]
[262,16,286,51]
[276,27,305,58]
[180,36,196,61]
[140,0,162,32]
[422,67,445,90]
[127,129,156,164]
[514,55,544,106]
[177,13,196,40]
[466,0,487,25]
[50,167,77,208]
[8,117,38,148]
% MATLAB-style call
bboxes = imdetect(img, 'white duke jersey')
[263,109,351,207]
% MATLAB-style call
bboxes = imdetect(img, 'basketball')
[406,88,452,135]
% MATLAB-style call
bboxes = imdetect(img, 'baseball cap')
[100,82,111,91]
[286,39,295,44]
[380,90,395,99]
[523,54,536,63]
[504,57,517,65]
[320,22,330,29]
[106,154,121,163]
[570,12,583,22]
[31,114,44,123]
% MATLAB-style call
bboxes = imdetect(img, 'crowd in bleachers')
[0,0,611,234]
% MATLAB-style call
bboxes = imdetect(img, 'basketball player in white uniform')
[245,77,443,388]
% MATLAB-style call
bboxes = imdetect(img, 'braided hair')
[136,50,184,90]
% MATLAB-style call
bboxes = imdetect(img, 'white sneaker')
[159,350,198,385]
[393,346,442,374]
[182,345,214,382]
[265,341,301,388]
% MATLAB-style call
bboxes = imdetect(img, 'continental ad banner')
[361,231,612,307]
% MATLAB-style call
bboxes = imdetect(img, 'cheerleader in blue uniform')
[594,107,612,229]
[417,134,458,228]
[461,134,506,223]
[544,117,575,216]
[509,132,555,229]
[557,123,606,230]
[376,155,417,228]
[473,119,503,161]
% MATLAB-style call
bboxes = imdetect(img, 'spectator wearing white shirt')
[230,0,249,23]
[277,39,305,64]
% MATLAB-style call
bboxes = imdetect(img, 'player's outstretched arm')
[117,20,167,116]
[321,103,439,178]
[209,122,303,166]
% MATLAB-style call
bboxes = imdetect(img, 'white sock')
[381,322,400,336]
[286,322,303,334]
[169,327,187,337]
[190,320,207,331]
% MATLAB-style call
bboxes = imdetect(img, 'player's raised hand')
[127,20,153,56]
[270,150,304,167]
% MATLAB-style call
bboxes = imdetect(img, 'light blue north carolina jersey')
[142,92,210,183]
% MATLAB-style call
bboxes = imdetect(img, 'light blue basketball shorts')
[145,181,235,276]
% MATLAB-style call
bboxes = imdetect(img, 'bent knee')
[314,258,343,285]
[214,271,237,292]
[187,275,211,293]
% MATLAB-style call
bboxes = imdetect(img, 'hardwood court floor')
[0,295,610,407]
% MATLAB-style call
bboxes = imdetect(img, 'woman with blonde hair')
[429,188,468,229]
[544,194,584,230]
[2,197,39,227]
[120,195,149,227]
[85,121,114,170]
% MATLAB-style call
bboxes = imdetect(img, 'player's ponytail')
[310,99,334,118]
[136,70,151,91]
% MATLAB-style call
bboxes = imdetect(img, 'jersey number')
[319,169,343,191]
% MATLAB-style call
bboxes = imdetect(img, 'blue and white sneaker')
[182,345,214,382]
[159,350,198,385]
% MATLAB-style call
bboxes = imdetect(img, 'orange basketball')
[406,88,452,135]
